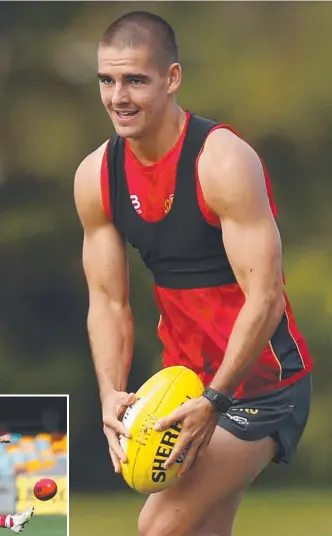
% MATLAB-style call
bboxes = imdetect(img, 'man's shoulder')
[74,140,110,217]
[198,124,265,205]
[75,140,109,179]
[187,112,243,152]
[205,126,244,151]
[197,123,251,177]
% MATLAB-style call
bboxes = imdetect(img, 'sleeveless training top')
[101,112,313,398]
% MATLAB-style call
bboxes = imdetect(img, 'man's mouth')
[114,110,139,119]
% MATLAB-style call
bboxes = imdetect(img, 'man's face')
[97,44,177,139]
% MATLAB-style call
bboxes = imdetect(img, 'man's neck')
[128,105,187,166]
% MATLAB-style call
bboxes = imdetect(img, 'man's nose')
[112,83,130,106]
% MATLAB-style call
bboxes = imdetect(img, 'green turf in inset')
[23,515,67,536]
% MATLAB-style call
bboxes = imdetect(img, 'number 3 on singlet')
[130,194,141,212]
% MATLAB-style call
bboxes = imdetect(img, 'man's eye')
[131,79,143,85]
[101,78,113,85]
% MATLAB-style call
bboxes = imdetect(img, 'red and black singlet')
[101,112,313,398]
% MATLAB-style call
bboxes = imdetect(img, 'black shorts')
[218,373,312,464]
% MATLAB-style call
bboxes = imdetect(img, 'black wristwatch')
[202,387,233,414]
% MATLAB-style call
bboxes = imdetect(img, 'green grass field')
[71,490,332,536]
[24,515,67,536]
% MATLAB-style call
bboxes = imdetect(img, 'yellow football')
[119,366,204,494]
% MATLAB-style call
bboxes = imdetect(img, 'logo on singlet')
[164,194,174,214]
[130,194,142,214]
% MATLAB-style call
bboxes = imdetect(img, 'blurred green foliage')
[0,2,331,490]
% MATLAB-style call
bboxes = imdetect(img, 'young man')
[74,11,313,536]
[0,436,34,534]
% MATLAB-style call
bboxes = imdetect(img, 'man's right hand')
[102,391,136,473]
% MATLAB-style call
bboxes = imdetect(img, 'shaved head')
[99,11,179,72]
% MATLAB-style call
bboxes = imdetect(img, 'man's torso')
[100,112,313,398]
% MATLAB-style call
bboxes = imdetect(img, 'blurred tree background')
[0,0,331,499]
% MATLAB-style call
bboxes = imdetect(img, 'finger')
[117,391,136,409]
[109,449,122,473]
[108,432,128,463]
[117,391,132,402]
[155,408,184,432]
[103,426,128,463]
[104,418,131,439]
[117,392,136,421]
[127,392,136,405]
[195,421,216,456]
[184,425,215,473]
[178,441,200,476]
[203,425,215,449]
[164,433,191,469]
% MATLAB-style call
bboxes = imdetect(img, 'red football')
[33,478,57,501]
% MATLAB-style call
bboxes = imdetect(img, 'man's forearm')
[87,300,134,402]
[209,295,285,396]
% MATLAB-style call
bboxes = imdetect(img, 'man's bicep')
[73,150,129,306]
[201,129,284,297]
[221,213,283,297]
[83,223,129,306]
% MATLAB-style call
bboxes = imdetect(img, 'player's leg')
[138,374,311,536]
[0,507,34,533]
[138,427,276,536]
[190,491,244,536]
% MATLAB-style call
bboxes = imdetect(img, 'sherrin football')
[120,366,204,494]
[33,478,57,501]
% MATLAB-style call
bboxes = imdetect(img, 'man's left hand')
[155,396,218,476]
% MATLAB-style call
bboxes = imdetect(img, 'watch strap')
[202,387,233,413]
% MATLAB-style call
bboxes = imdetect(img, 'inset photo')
[0,395,68,535]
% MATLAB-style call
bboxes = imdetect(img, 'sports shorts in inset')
[218,373,312,464]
